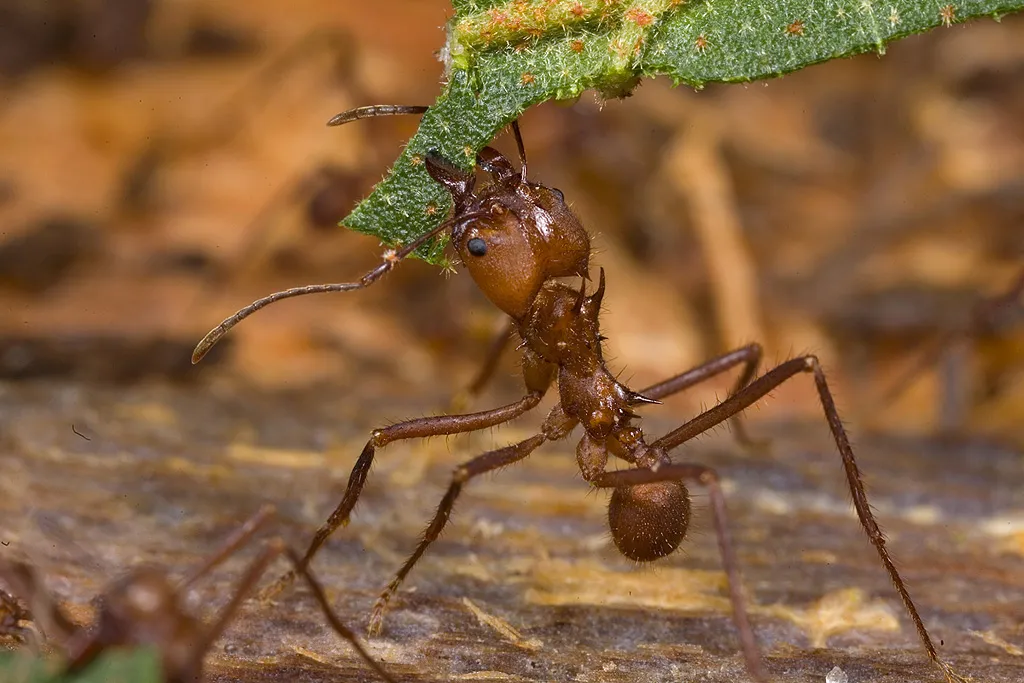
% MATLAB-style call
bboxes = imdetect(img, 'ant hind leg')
[648,355,965,683]
[639,343,768,451]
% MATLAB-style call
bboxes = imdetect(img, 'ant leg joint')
[371,430,388,447]
[541,406,577,441]
[453,466,470,483]
[803,355,820,371]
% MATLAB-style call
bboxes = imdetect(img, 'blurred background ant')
[0,506,396,682]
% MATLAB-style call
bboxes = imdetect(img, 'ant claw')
[367,601,388,638]
[938,662,970,683]
[257,572,293,603]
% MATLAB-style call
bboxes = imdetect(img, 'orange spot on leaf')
[939,4,956,26]
[626,8,655,26]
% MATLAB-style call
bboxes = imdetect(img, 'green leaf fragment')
[0,648,163,683]
[341,0,1024,266]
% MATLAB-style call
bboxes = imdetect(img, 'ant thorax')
[518,277,640,441]
[428,149,650,448]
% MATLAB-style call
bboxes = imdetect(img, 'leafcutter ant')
[192,106,966,683]
[0,506,396,682]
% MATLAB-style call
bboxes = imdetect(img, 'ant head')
[425,143,590,320]
[98,568,184,637]
[190,116,590,363]
[95,568,204,679]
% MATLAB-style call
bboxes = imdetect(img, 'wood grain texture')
[0,380,1021,682]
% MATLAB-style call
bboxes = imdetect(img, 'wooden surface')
[1,379,1022,682]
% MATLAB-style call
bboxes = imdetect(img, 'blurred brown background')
[1,3,1023,681]
[1,0,1021,441]
[0,1,1020,438]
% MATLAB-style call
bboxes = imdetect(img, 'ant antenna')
[325,104,527,181]
[327,105,428,127]
[192,209,488,364]
[511,120,528,181]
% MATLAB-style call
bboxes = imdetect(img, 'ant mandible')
[0,506,396,683]
[192,105,964,683]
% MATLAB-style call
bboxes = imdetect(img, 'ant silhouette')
[0,506,395,683]
[192,106,965,683]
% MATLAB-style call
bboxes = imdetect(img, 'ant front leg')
[368,432,549,636]
[639,343,766,449]
[650,355,965,683]
[262,392,545,599]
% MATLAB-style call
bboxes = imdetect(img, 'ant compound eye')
[467,237,487,257]
[551,188,565,202]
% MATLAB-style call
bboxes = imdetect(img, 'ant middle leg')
[638,343,765,448]
[648,355,963,683]
[368,432,549,636]
[262,391,545,599]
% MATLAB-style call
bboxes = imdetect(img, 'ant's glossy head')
[425,136,590,320]
[190,116,590,363]
[90,568,201,680]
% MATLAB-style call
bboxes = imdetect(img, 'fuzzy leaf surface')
[343,0,1022,264]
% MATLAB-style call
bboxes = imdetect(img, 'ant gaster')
[0,506,395,683]
[193,106,965,683]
